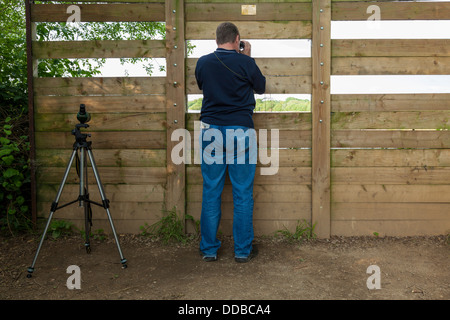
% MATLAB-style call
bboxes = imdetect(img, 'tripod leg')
[82,148,91,253]
[27,149,78,278]
[79,147,85,208]
[86,149,127,269]
[84,191,92,254]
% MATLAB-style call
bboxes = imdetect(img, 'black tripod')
[27,122,127,278]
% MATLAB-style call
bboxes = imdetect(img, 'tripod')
[27,123,127,278]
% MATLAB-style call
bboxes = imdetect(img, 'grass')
[275,219,317,243]
[140,208,199,244]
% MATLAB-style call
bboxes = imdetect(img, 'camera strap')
[214,51,247,81]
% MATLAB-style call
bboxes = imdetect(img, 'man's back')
[195,48,266,128]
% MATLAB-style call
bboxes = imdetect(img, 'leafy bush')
[0,108,32,235]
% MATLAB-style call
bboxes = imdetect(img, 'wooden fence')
[26,0,450,238]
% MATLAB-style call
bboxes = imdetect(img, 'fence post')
[25,0,37,226]
[311,0,331,238]
[165,0,186,228]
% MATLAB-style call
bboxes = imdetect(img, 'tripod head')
[72,123,91,146]
[71,104,92,146]
[77,104,91,124]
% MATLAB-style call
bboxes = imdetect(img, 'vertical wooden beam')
[165,0,186,227]
[25,0,37,225]
[311,0,331,238]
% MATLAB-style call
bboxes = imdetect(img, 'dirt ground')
[0,233,448,301]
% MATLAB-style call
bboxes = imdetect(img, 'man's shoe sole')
[203,256,218,262]
[235,246,258,263]
[199,249,218,262]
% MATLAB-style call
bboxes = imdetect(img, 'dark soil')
[1,234,449,300]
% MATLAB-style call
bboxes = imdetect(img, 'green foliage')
[0,1,31,235]
[140,209,199,244]
[187,97,311,112]
[0,0,27,108]
[188,98,203,111]
[79,228,107,241]
[255,97,311,112]
[0,110,32,235]
[49,219,73,240]
[276,219,317,243]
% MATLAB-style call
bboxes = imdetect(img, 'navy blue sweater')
[195,48,266,128]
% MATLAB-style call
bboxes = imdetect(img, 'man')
[195,22,266,263]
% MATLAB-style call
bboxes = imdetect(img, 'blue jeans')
[199,123,257,258]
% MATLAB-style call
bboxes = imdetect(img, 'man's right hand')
[240,40,251,57]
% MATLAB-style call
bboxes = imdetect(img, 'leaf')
[3,168,19,178]
[0,149,13,157]
[1,155,14,166]
[0,137,11,145]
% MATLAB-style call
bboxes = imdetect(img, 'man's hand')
[240,40,251,57]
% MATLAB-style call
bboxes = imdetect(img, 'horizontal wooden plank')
[187,57,312,76]
[35,131,167,149]
[187,75,311,94]
[332,57,450,75]
[185,2,312,21]
[331,111,450,130]
[332,149,450,168]
[185,0,312,2]
[35,112,166,132]
[333,184,450,204]
[332,202,450,236]
[31,3,165,22]
[188,184,311,203]
[187,202,311,221]
[37,184,165,203]
[186,111,311,130]
[55,218,159,235]
[331,94,450,112]
[186,119,311,148]
[259,149,311,167]
[187,166,311,185]
[35,95,166,113]
[188,129,311,149]
[331,220,449,237]
[332,39,450,58]
[186,21,312,39]
[332,167,450,185]
[36,149,166,167]
[34,77,165,96]
[36,167,167,184]
[332,130,450,149]
[38,201,165,220]
[35,0,164,3]
[188,218,309,237]
[187,148,311,168]
[186,115,312,148]
[332,1,450,21]
[331,0,406,1]
[33,40,166,59]
[333,203,450,220]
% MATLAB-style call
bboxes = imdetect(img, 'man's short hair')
[216,22,240,45]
